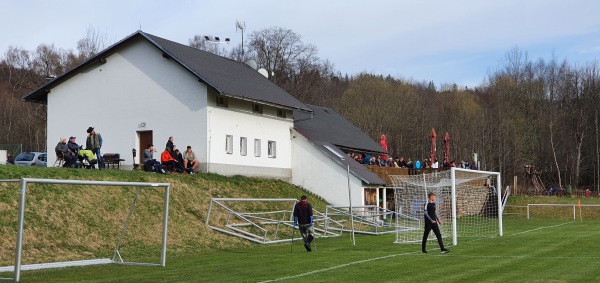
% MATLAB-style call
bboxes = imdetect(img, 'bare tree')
[76,26,109,63]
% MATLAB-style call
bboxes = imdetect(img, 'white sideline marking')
[259,251,420,283]
[508,221,573,236]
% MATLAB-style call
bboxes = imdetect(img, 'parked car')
[14,152,47,167]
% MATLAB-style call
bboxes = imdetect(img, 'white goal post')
[0,178,171,282]
[391,167,503,246]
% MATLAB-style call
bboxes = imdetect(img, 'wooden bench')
[102,153,125,169]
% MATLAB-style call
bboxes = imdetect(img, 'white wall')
[206,96,293,179]
[47,38,208,167]
[291,129,364,206]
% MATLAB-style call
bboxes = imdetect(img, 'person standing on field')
[86,127,103,169]
[293,195,314,252]
[422,192,450,254]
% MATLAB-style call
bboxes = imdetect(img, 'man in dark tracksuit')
[422,192,450,254]
[293,195,314,252]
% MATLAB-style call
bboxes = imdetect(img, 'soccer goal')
[0,178,171,282]
[390,168,503,246]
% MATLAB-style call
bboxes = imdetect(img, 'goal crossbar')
[0,178,171,282]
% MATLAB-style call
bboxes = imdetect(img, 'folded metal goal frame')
[206,198,342,244]
[325,205,401,235]
[0,178,171,282]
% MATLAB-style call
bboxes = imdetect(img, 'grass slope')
[0,166,328,266]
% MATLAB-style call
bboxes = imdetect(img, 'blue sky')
[2,0,600,88]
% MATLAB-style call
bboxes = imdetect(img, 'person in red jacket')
[161,147,184,173]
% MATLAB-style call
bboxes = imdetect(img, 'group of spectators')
[142,136,199,174]
[54,127,103,169]
[347,152,479,170]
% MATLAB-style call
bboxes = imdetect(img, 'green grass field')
[3,217,600,282]
[2,166,600,282]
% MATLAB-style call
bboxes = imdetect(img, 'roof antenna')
[139,22,142,31]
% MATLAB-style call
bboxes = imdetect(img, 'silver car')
[14,152,47,166]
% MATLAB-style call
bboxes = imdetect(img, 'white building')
[24,31,388,207]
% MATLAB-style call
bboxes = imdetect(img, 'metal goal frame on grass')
[0,178,171,282]
[206,198,342,244]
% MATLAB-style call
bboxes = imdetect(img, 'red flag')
[578,199,581,208]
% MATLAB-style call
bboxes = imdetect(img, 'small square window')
[226,135,233,154]
[217,96,229,107]
[240,137,247,156]
[277,109,286,118]
[252,103,263,114]
[268,141,276,158]
[254,139,261,157]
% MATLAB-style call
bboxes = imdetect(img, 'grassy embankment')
[0,165,328,266]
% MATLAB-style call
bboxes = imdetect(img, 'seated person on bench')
[55,137,77,167]
[143,144,165,173]
[184,145,200,174]
[67,136,81,167]
[161,147,184,173]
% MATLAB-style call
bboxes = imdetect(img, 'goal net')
[390,168,502,246]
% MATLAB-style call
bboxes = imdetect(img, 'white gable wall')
[47,38,208,167]
[291,129,364,206]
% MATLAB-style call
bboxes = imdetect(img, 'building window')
[277,109,286,118]
[217,96,229,107]
[252,103,263,114]
[268,141,276,158]
[240,137,247,156]
[254,139,261,157]
[226,135,233,154]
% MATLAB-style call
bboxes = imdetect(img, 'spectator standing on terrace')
[86,127,103,169]
[432,159,439,169]
[355,154,363,164]
[166,136,175,156]
[415,160,421,171]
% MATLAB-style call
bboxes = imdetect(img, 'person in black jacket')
[293,195,314,252]
[422,192,450,254]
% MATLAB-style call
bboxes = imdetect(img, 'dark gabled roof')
[23,31,311,112]
[294,104,387,154]
[311,141,386,185]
